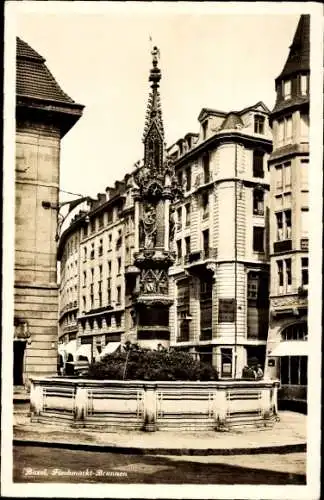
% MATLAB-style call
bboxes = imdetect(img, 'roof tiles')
[16,37,76,105]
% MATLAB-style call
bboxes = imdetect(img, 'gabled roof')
[198,107,227,123]
[275,14,310,83]
[16,37,77,104]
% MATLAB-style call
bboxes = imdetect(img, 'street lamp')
[41,193,93,241]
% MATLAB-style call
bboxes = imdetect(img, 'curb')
[13,437,307,456]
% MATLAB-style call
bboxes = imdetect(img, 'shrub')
[87,344,219,381]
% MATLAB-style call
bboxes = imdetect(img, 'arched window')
[281,322,307,341]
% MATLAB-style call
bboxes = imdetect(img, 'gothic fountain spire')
[142,45,164,145]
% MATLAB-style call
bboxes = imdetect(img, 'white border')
[2,2,323,499]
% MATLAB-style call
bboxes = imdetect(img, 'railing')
[273,239,292,253]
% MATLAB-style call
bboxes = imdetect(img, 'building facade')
[168,103,272,377]
[265,15,309,406]
[14,38,83,385]
[58,48,273,378]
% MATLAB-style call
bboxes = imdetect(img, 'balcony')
[184,248,217,272]
[273,239,292,253]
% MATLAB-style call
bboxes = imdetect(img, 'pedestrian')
[242,365,250,379]
[256,364,263,379]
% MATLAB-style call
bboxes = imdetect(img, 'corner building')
[265,15,309,407]
[58,49,272,378]
[168,103,272,377]
[14,38,83,385]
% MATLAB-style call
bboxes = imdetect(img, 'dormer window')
[202,120,208,140]
[254,115,265,135]
[301,75,308,96]
[283,80,291,100]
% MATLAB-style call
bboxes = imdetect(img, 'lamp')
[41,193,93,241]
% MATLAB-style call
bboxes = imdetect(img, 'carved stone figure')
[140,203,157,249]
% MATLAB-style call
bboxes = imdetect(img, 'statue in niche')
[169,208,176,243]
[156,270,168,294]
[140,203,157,249]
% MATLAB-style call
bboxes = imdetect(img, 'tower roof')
[16,37,77,104]
[275,14,310,83]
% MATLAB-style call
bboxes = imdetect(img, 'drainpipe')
[234,142,238,378]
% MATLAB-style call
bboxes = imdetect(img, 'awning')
[76,344,92,362]
[270,341,308,357]
[99,342,121,359]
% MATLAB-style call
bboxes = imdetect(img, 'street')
[13,445,306,485]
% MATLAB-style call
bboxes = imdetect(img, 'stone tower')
[14,38,84,385]
[132,46,181,348]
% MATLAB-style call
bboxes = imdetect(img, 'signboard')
[218,298,236,323]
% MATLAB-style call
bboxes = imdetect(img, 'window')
[300,113,309,141]
[83,247,87,261]
[285,210,291,239]
[116,229,122,249]
[301,209,308,237]
[185,236,191,257]
[107,286,111,305]
[247,272,258,300]
[98,214,104,229]
[280,356,307,386]
[284,162,291,186]
[107,210,113,224]
[99,264,103,280]
[176,240,182,261]
[90,218,96,233]
[278,117,293,146]
[107,260,112,277]
[301,75,308,96]
[83,271,87,287]
[301,160,308,189]
[203,153,210,183]
[253,150,264,178]
[277,260,284,287]
[285,117,292,144]
[82,296,86,311]
[177,207,182,230]
[185,167,191,191]
[254,115,265,134]
[98,239,103,256]
[90,268,94,283]
[117,257,122,275]
[202,229,209,255]
[115,313,122,328]
[185,203,191,227]
[283,80,291,100]
[275,210,291,240]
[108,234,112,251]
[285,258,292,286]
[202,120,208,140]
[253,226,264,253]
[275,165,283,189]
[202,192,209,219]
[301,257,308,286]
[116,286,121,305]
[253,189,264,215]
[90,243,95,260]
[83,225,88,238]
[177,278,190,342]
[276,212,283,240]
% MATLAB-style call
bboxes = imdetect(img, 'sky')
[11,3,302,200]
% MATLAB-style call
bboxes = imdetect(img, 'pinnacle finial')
[149,45,161,87]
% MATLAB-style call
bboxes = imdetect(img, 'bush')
[87,344,219,381]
